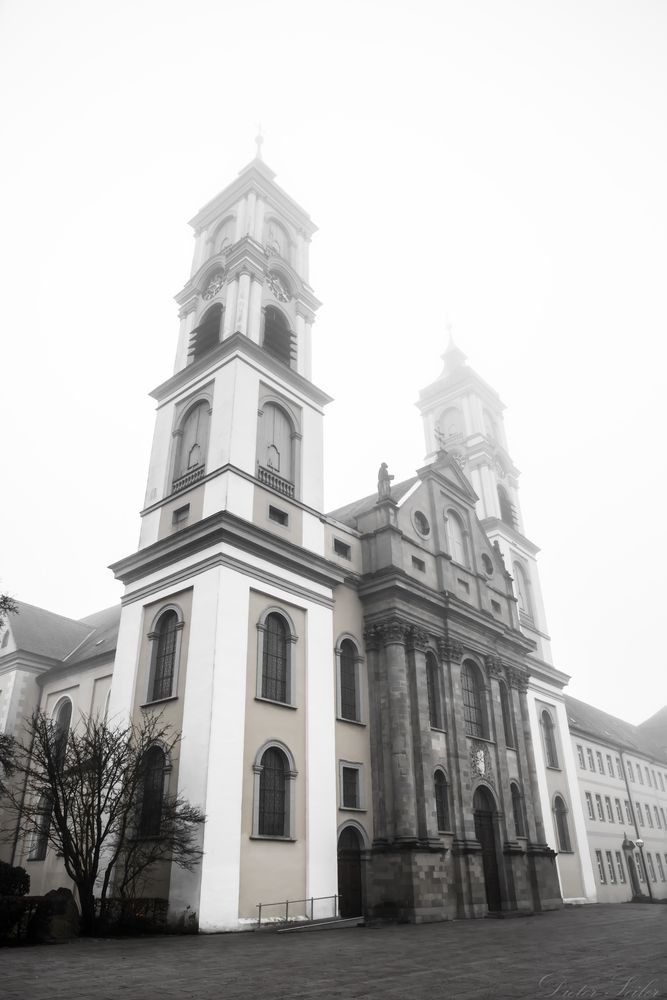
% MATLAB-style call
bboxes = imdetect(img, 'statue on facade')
[377,462,394,501]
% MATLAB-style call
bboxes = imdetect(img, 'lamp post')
[635,839,653,900]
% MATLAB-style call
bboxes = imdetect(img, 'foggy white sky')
[1,1,665,725]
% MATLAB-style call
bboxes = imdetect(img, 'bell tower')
[417,334,552,663]
[110,149,343,932]
[137,142,330,555]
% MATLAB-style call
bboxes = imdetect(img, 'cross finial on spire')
[445,314,454,348]
[255,125,264,161]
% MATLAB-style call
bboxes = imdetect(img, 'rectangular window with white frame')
[596,751,604,773]
[339,761,364,811]
[615,798,624,823]
[615,851,626,884]
[605,850,616,884]
[586,748,595,770]
[657,854,665,882]
[595,850,606,883]
[606,754,614,777]
[577,744,585,769]
[605,796,614,822]
[585,792,595,820]
[595,794,605,821]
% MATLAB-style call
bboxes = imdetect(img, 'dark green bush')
[0,862,29,897]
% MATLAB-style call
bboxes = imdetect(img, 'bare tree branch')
[0,711,205,934]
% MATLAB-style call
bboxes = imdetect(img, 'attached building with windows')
[566,696,667,902]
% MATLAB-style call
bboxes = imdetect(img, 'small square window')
[172,504,190,526]
[333,538,351,559]
[457,578,470,594]
[268,505,288,526]
[412,556,426,572]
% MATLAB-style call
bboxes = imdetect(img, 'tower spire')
[440,322,467,376]
[254,125,264,161]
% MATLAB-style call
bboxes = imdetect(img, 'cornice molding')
[110,508,346,593]
[149,332,333,408]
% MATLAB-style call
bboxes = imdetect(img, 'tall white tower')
[109,149,343,931]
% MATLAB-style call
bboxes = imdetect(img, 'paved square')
[5,904,667,1000]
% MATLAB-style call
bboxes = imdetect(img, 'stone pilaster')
[406,626,440,844]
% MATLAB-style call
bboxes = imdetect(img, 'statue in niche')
[377,462,394,501]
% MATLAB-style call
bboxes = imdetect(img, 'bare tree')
[2,711,205,934]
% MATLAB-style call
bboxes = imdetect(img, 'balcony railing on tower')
[257,465,295,498]
[172,465,205,493]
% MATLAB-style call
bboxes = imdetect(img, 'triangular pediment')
[417,451,479,505]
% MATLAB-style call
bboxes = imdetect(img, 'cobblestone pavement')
[5,904,667,1000]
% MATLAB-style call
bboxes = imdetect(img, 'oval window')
[413,511,430,536]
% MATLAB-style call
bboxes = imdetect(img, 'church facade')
[2,152,608,929]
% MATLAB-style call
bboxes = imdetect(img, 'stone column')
[510,668,545,845]
[439,638,476,843]
[363,626,392,844]
[485,656,513,846]
[406,627,439,843]
[366,618,418,843]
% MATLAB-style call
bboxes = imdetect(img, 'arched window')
[553,795,571,852]
[265,219,291,260]
[439,407,462,440]
[260,612,292,704]
[258,746,289,837]
[434,770,450,832]
[263,306,292,366]
[257,402,294,486]
[173,400,211,486]
[28,698,72,860]
[541,710,559,768]
[338,639,361,722]
[511,783,525,838]
[189,303,223,362]
[446,510,468,567]
[426,652,443,730]
[497,486,515,527]
[512,562,533,619]
[149,610,181,703]
[28,794,52,861]
[484,409,498,440]
[461,661,486,738]
[53,698,72,767]
[139,746,166,838]
[499,681,515,749]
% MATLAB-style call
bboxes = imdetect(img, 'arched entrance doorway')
[337,826,363,918]
[473,786,502,912]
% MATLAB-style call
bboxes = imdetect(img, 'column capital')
[437,636,463,663]
[508,666,530,692]
[364,617,410,649]
[484,654,504,679]
[407,625,430,651]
